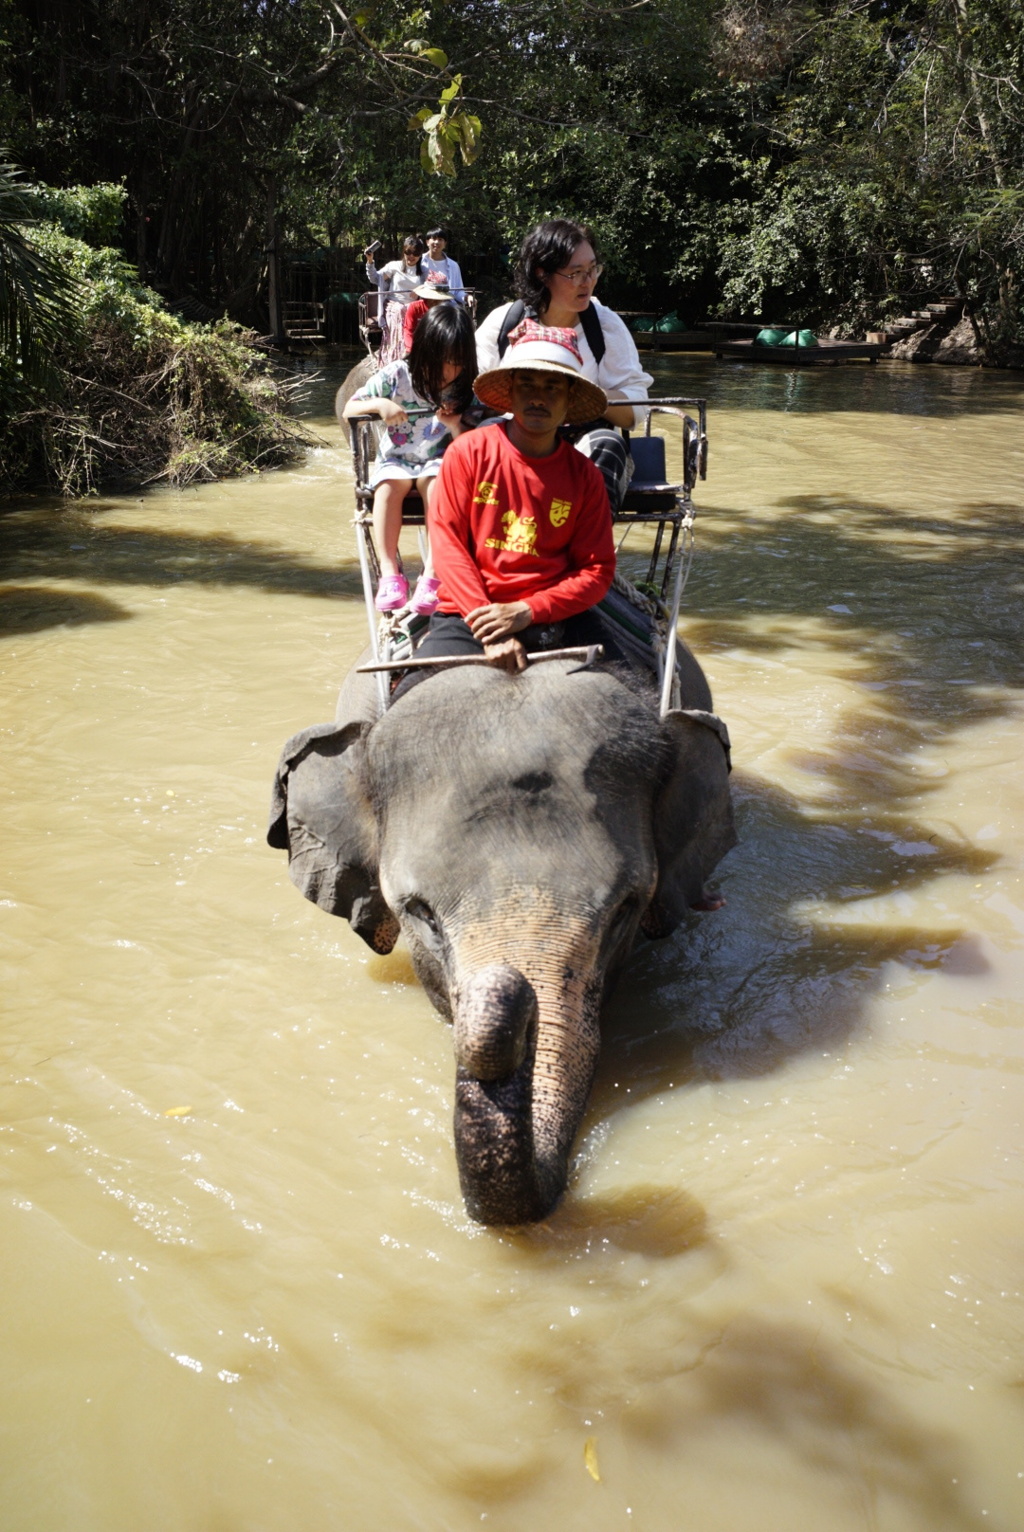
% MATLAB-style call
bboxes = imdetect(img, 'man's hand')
[466,601,532,645]
[483,636,528,673]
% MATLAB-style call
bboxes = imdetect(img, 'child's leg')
[408,473,442,614]
[373,479,410,577]
[418,474,437,579]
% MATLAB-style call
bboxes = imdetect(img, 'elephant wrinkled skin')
[269,656,735,1224]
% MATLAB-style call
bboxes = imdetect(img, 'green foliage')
[25,179,126,246]
[409,77,482,177]
[2,0,1022,353]
[1,214,313,496]
[0,158,83,394]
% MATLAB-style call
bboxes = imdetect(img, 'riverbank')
[1,217,316,499]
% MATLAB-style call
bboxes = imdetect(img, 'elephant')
[334,355,376,445]
[268,648,736,1225]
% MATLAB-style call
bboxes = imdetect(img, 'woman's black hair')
[409,303,477,413]
[512,218,596,316]
[402,233,426,278]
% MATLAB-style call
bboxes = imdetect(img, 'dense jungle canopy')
[3,0,1022,342]
[1,2,1021,330]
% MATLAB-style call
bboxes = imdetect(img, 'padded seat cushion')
[620,488,678,512]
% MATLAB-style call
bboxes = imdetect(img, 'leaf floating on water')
[584,1436,601,1483]
[164,1106,192,1117]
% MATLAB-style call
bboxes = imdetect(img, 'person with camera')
[365,235,426,364]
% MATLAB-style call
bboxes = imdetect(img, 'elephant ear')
[643,709,738,939]
[267,720,399,954]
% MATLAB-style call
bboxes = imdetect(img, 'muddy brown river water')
[2,353,1023,1531]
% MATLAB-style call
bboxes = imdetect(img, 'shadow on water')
[0,500,364,632]
[0,585,132,632]
[518,1183,711,1261]
[592,492,1021,1105]
[622,1317,999,1532]
[596,772,994,1097]
[464,1222,1001,1529]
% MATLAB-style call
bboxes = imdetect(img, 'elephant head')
[269,660,735,1224]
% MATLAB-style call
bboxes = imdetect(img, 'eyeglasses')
[553,262,603,283]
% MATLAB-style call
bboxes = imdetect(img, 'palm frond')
[0,158,82,384]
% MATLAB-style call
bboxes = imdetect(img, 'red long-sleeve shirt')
[429,424,616,625]
[403,299,429,353]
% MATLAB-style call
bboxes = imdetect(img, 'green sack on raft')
[655,312,686,333]
[778,328,819,347]
[754,327,789,346]
[631,316,655,333]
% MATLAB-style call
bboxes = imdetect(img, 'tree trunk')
[951,0,1005,188]
[266,177,284,344]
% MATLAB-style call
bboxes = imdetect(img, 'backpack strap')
[579,301,606,364]
[496,300,526,358]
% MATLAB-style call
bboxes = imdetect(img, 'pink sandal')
[375,573,409,612]
[410,575,442,616]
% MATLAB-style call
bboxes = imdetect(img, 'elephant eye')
[608,895,639,941]
[404,897,439,935]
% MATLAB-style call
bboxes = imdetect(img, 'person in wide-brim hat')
[473,318,607,426]
[402,281,457,354]
[413,279,455,302]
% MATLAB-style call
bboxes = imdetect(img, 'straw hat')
[474,318,608,426]
[413,279,455,301]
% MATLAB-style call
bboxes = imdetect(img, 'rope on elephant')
[597,571,669,671]
[610,568,666,621]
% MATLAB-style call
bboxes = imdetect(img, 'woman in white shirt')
[366,235,425,364]
[475,219,652,512]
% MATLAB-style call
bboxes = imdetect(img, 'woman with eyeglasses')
[475,219,652,512]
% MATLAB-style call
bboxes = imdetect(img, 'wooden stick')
[356,645,603,674]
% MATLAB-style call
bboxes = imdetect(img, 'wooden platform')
[633,330,714,352]
[713,337,887,365]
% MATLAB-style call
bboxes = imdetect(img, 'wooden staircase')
[881,296,963,343]
[283,301,326,341]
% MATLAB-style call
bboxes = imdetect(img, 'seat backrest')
[629,434,667,484]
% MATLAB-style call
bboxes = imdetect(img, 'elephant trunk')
[453,963,536,1080]
[452,964,550,1224]
[451,953,600,1225]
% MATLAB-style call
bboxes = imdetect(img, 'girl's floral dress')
[349,361,450,487]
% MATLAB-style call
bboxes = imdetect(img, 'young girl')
[365,234,425,366]
[344,303,477,615]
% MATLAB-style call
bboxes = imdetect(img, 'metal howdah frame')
[349,396,709,718]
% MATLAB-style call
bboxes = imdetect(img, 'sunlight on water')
[2,352,1022,1531]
